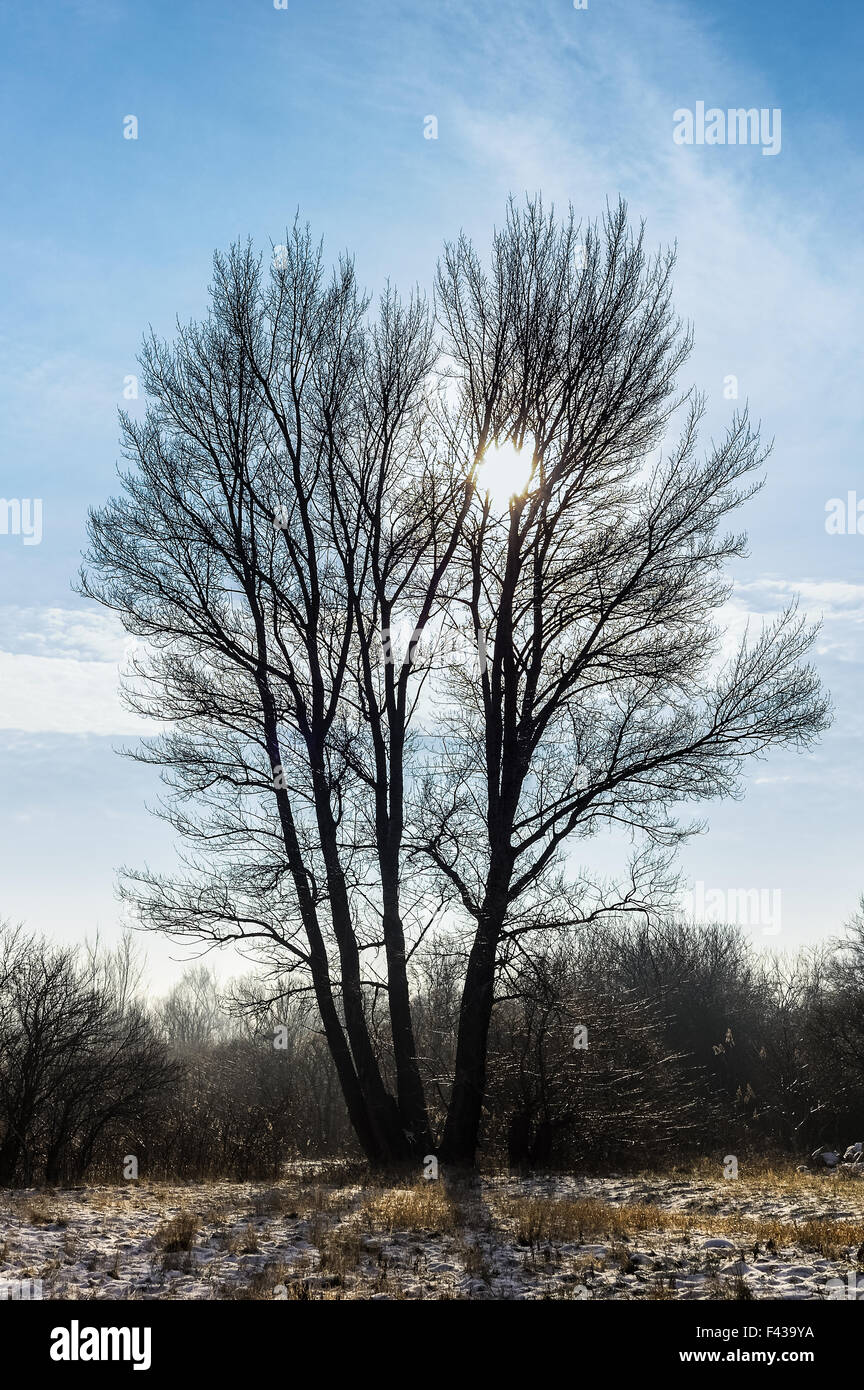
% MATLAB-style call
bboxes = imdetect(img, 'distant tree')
[81,197,829,1167]
[482,938,705,1169]
[0,923,172,1185]
[799,910,864,1144]
[155,965,226,1050]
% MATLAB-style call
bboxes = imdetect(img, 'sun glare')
[478,439,534,509]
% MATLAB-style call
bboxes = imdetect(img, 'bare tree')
[80,197,829,1168]
[412,199,829,1161]
[0,923,172,1185]
[482,938,705,1169]
[155,965,226,1050]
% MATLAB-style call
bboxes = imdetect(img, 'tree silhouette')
[81,197,829,1167]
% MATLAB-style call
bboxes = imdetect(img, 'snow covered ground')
[1,1165,862,1300]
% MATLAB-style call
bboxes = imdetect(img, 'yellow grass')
[491,1192,864,1261]
[153,1211,197,1252]
[361,1181,460,1233]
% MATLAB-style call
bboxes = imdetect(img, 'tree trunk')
[258,670,402,1165]
[381,857,433,1155]
[440,920,500,1165]
[312,767,410,1162]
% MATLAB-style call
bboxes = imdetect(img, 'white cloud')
[0,606,131,661]
[0,650,151,735]
[0,607,156,734]
[734,579,864,663]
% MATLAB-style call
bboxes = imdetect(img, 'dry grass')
[277,1279,318,1300]
[21,1196,69,1227]
[491,1192,864,1261]
[288,1185,355,1219]
[671,1154,864,1197]
[731,1212,864,1260]
[5,1165,860,1301]
[159,1249,194,1274]
[219,1261,298,1300]
[702,1271,756,1300]
[153,1211,197,1253]
[66,1187,133,1212]
[250,1187,299,1218]
[317,1224,366,1280]
[494,1194,664,1247]
[240,1223,262,1254]
[361,1181,460,1233]
[645,1280,678,1300]
[460,1238,494,1283]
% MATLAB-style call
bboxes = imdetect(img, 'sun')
[478,438,535,510]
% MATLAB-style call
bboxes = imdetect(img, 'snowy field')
[2,1164,863,1301]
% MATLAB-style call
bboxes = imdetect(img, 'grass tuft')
[154,1211,197,1252]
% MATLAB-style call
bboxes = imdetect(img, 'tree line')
[1,912,861,1186]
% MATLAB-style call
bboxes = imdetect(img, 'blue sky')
[1,0,862,986]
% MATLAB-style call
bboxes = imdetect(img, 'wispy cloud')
[0,607,154,734]
[734,579,864,663]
